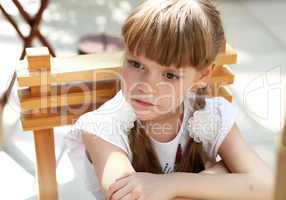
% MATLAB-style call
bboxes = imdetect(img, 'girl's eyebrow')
[164,66,184,73]
[126,51,139,58]
[125,54,184,73]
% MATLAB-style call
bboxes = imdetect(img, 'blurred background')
[0,0,285,199]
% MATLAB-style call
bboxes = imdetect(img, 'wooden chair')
[274,118,286,200]
[15,44,237,199]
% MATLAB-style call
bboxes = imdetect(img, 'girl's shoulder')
[186,95,239,161]
[65,89,137,159]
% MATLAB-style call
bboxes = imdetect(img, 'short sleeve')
[188,97,238,161]
[66,111,132,155]
[63,90,136,195]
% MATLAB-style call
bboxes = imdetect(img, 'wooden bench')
[15,44,239,199]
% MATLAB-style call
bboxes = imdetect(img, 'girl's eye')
[164,72,180,80]
[127,60,144,70]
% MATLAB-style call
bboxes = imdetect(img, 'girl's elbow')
[250,171,275,199]
[259,169,275,190]
[250,165,274,186]
[264,173,275,199]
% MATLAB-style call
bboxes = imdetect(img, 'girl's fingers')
[120,193,133,200]
[115,172,132,181]
[107,176,130,200]
[111,183,133,200]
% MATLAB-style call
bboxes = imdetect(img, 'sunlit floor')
[0,0,285,199]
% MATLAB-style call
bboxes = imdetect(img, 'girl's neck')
[142,103,184,143]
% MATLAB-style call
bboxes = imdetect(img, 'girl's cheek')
[121,67,139,91]
[121,67,133,79]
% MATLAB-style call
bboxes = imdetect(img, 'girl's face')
[120,51,207,121]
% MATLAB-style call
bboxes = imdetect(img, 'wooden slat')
[210,65,234,85]
[215,43,237,66]
[208,85,232,102]
[26,47,51,70]
[19,79,118,98]
[20,103,103,131]
[20,85,117,111]
[22,113,84,131]
[20,89,115,111]
[16,44,237,87]
[20,87,232,131]
[17,67,122,88]
[20,82,120,131]
[19,79,119,112]
[19,63,234,111]
[16,51,123,87]
[218,86,232,102]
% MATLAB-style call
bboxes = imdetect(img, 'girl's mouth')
[132,99,155,107]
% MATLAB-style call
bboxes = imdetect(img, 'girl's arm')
[172,160,230,200]
[168,123,274,200]
[82,132,135,194]
[199,160,230,174]
[82,131,228,200]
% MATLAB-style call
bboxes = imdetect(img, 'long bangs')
[122,0,217,70]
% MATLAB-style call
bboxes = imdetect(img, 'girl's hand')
[106,172,175,200]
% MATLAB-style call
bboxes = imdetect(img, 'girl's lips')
[132,99,155,107]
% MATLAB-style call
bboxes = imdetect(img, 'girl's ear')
[197,64,215,83]
[190,64,215,92]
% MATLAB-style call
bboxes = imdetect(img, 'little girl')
[64,0,273,199]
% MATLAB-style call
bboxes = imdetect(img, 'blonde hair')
[122,0,225,173]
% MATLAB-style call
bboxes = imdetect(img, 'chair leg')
[34,129,58,200]
[0,103,3,150]
[274,145,286,200]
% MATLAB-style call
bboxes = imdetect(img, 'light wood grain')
[274,120,286,200]
[34,129,58,200]
[26,47,58,200]
[282,120,286,146]
[208,85,232,102]
[274,145,286,200]
[16,44,237,87]
[210,65,234,85]
[0,103,3,150]
[18,65,233,111]
[21,102,103,131]
[20,87,116,111]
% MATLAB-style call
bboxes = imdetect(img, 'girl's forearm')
[167,172,274,200]
[171,161,230,200]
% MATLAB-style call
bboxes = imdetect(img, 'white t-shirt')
[63,89,238,199]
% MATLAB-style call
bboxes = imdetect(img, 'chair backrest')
[16,44,237,132]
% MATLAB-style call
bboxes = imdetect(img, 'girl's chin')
[134,112,158,122]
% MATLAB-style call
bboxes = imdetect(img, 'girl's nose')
[139,74,159,95]
[137,83,156,96]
